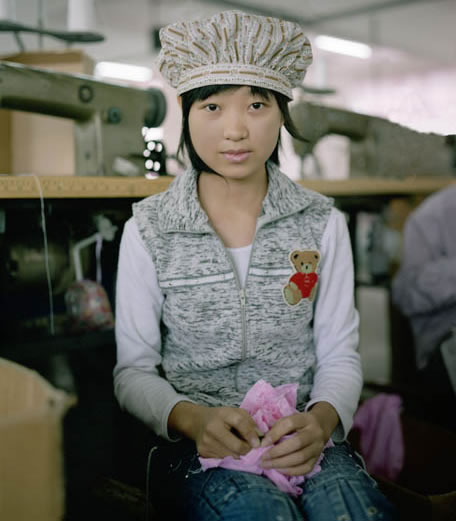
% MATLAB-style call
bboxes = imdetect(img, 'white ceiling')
[199,0,456,65]
[1,0,455,66]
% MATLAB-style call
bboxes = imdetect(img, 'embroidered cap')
[157,10,312,100]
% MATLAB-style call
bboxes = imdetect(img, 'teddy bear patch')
[283,250,321,306]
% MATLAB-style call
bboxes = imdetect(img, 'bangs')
[187,84,273,103]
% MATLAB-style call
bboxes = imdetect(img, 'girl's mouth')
[223,151,251,163]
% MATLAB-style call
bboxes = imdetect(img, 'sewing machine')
[0,61,167,176]
[290,101,456,178]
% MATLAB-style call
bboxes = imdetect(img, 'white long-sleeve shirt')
[114,206,362,441]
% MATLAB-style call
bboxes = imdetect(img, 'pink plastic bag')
[352,393,404,481]
[199,379,332,496]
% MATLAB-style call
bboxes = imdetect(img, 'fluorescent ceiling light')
[315,35,372,59]
[94,61,154,83]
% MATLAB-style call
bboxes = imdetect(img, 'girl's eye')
[205,104,219,112]
[251,102,265,110]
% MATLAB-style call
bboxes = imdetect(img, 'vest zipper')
[221,248,249,361]
[239,287,247,360]
[220,233,260,362]
[239,288,246,307]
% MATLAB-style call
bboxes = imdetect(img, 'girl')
[114,10,396,521]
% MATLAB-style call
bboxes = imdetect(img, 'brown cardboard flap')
[0,358,76,422]
[0,358,76,521]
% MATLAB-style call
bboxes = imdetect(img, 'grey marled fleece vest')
[133,162,333,409]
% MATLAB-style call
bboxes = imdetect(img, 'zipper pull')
[239,288,246,307]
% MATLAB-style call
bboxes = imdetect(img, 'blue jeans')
[147,438,397,521]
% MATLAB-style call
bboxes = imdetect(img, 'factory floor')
[61,346,120,520]
[58,337,154,521]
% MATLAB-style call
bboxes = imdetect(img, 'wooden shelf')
[301,177,456,197]
[0,174,455,199]
[0,175,173,199]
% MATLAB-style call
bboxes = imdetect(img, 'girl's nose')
[223,113,248,141]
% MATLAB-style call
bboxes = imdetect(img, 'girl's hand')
[260,402,339,476]
[168,402,261,459]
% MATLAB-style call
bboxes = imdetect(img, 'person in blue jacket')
[393,184,456,430]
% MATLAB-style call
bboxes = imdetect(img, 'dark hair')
[177,84,307,174]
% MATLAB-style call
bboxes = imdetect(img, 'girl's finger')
[224,430,252,455]
[198,435,241,459]
[262,444,319,471]
[261,413,308,447]
[276,458,320,477]
[261,432,303,460]
[224,409,262,449]
[214,417,254,455]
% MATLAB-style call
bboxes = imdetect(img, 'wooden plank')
[0,174,455,199]
[300,177,456,196]
[0,175,173,199]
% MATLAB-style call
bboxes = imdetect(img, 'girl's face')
[188,86,283,181]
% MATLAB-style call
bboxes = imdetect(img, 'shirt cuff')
[305,398,348,442]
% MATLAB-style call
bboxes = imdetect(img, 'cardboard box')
[0,50,94,176]
[0,358,75,521]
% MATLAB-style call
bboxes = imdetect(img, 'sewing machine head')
[290,100,455,178]
[0,61,167,176]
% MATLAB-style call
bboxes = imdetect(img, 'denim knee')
[299,442,398,521]
[190,469,302,521]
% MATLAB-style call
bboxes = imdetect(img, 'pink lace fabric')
[199,379,333,496]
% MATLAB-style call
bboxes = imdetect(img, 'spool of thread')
[0,0,10,19]
[67,0,96,31]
